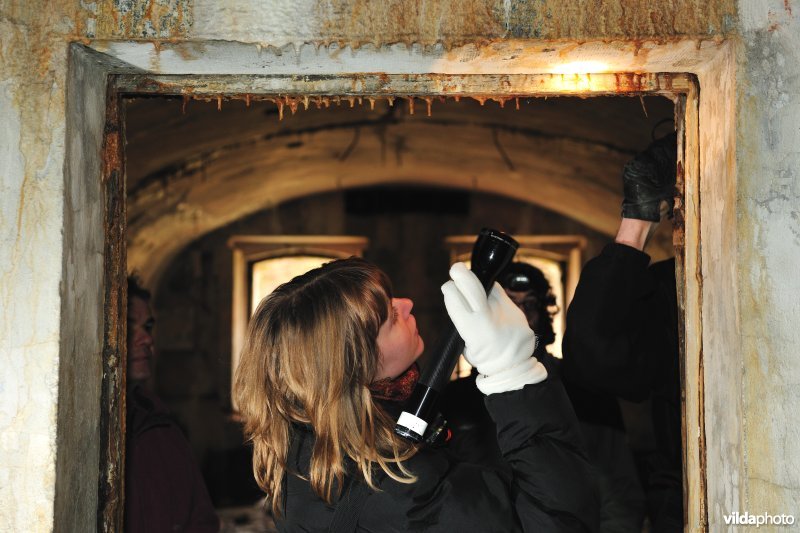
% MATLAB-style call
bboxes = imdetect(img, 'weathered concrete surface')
[737,0,800,519]
[0,2,71,530]
[84,0,737,45]
[94,0,192,39]
[92,38,728,75]
[695,42,743,529]
[190,0,736,46]
[50,45,112,533]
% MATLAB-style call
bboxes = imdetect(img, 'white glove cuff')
[472,330,537,377]
[475,357,548,395]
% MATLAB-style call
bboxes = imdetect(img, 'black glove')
[621,132,678,222]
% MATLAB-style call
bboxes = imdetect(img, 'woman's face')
[375,298,424,380]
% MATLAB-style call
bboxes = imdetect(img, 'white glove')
[442,262,548,395]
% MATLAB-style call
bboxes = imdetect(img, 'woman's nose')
[394,298,414,317]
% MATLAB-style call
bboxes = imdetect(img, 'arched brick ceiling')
[125,95,674,284]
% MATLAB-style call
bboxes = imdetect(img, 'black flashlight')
[395,228,519,443]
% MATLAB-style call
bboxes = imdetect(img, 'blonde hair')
[233,258,417,515]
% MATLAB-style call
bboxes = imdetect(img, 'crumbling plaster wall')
[2,0,799,531]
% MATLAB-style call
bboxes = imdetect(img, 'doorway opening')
[118,88,689,531]
[80,51,706,531]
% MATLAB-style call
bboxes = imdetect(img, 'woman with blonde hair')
[234,257,598,532]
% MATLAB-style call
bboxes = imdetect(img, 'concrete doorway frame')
[63,40,736,532]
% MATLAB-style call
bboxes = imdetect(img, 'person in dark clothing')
[442,262,646,532]
[233,258,600,532]
[125,277,219,533]
[562,132,682,532]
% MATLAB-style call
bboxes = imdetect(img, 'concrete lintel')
[116,72,693,99]
[88,39,726,76]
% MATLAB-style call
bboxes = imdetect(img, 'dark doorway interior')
[124,94,676,529]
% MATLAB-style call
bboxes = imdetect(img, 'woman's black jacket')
[276,378,600,532]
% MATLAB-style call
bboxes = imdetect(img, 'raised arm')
[562,133,678,401]
[442,263,600,531]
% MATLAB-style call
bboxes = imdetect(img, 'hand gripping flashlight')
[395,228,519,443]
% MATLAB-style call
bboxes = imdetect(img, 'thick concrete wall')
[190,0,736,46]
[51,46,112,533]
[696,43,744,528]
[737,0,800,518]
[1,0,798,531]
[0,4,71,530]
[84,0,736,44]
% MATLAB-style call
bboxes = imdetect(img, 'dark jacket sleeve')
[366,380,600,533]
[485,379,601,532]
[562,243,673,402]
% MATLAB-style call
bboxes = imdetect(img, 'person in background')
[125,276,220,533]
[563,132,682,532]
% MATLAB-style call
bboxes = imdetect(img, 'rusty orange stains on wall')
[1,0,74,262]
[3,1,73,81]
[94,0,192,40]
[313,0,735,47]
[316,0,499,48]
[503,0,737,41]
[102,130,121,182]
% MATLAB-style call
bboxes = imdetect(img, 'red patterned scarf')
[369,363,420,403]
